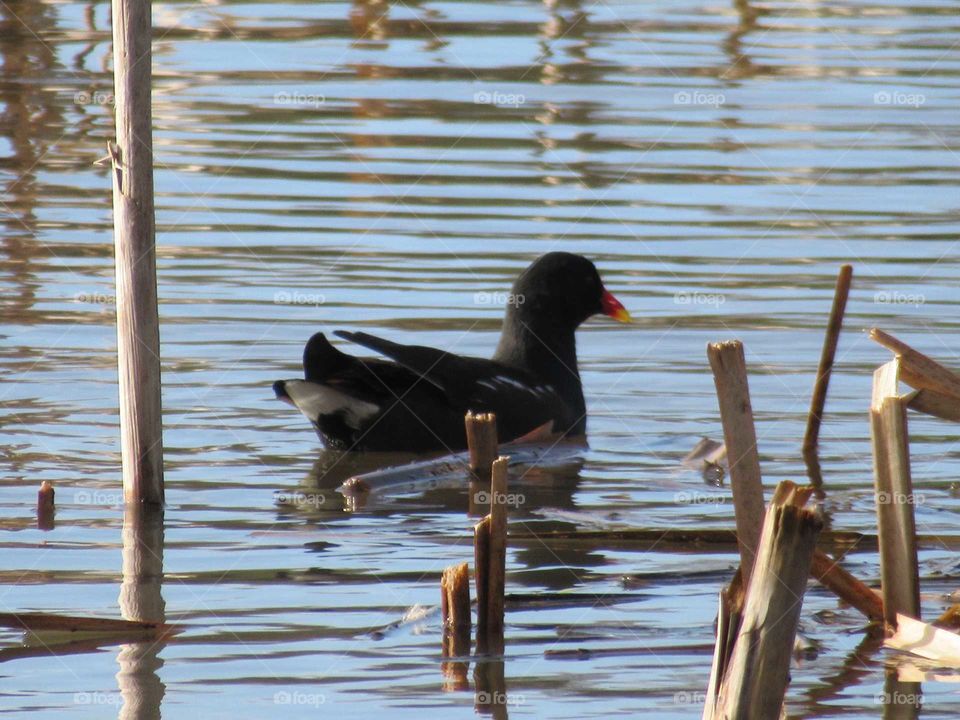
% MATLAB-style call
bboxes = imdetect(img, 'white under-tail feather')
[281,380,379,430]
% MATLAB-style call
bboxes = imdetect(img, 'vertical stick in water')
[111,0,164,504]
[707,341,764,583]
[474,515,491,648]
[870,380,920,626]
[466,411,498,479]
[803,264,853,461]
[485,456,509,652]
[716,481,822,719]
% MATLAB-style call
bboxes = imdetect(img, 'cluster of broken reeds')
[439,413,510,710]
[426,265,960,717]
[702,267,960,717]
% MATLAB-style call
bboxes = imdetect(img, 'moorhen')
[273,252,630,452]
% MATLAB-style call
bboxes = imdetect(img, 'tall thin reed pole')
[111,0,163,504]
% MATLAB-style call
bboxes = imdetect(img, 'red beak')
[601,289,631,323]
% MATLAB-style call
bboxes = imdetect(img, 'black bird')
[273,252,631,452]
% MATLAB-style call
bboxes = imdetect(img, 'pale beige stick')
[112,0,163,505]
[870,369,921,627]
[707,341,765,583]
[870,328,960,399]
[908,389,960,422]
[869,328,960,421]
[702,577,744,720]
[717,481,822,720]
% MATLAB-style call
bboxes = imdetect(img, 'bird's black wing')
[333,330,567,438]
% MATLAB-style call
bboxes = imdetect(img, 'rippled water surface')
[2,0,960,717]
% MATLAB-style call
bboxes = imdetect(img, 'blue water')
[2,0,960,716]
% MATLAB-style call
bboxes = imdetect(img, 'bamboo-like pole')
[712,481,822,719]
[803,265,853,457]
[702,567,744,720]
[707,341,765,583]
[870,372,920,627]
[111,0,164,505]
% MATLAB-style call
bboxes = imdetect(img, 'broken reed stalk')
[37,481,55,531]
[803,264,853,458]
[702,567,745,719]
[0,612,170,636]
[465,411,498,479]
[870,328,960,422]
[441,562,471,654]
[112,0,164,505]
[870,328,960,399]
[486,456,509,651]
[474,515,491,643]
[474,455,509,654]
[706,481,822,720]
[810,550,884,623]
[707,341,765,583]
[441,562,471,690]
[870,364,920,627]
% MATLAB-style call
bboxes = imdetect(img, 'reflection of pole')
[111,0,164,505]
[474,659,508,720]
[881,669,921,720]
[117,505,166,720]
